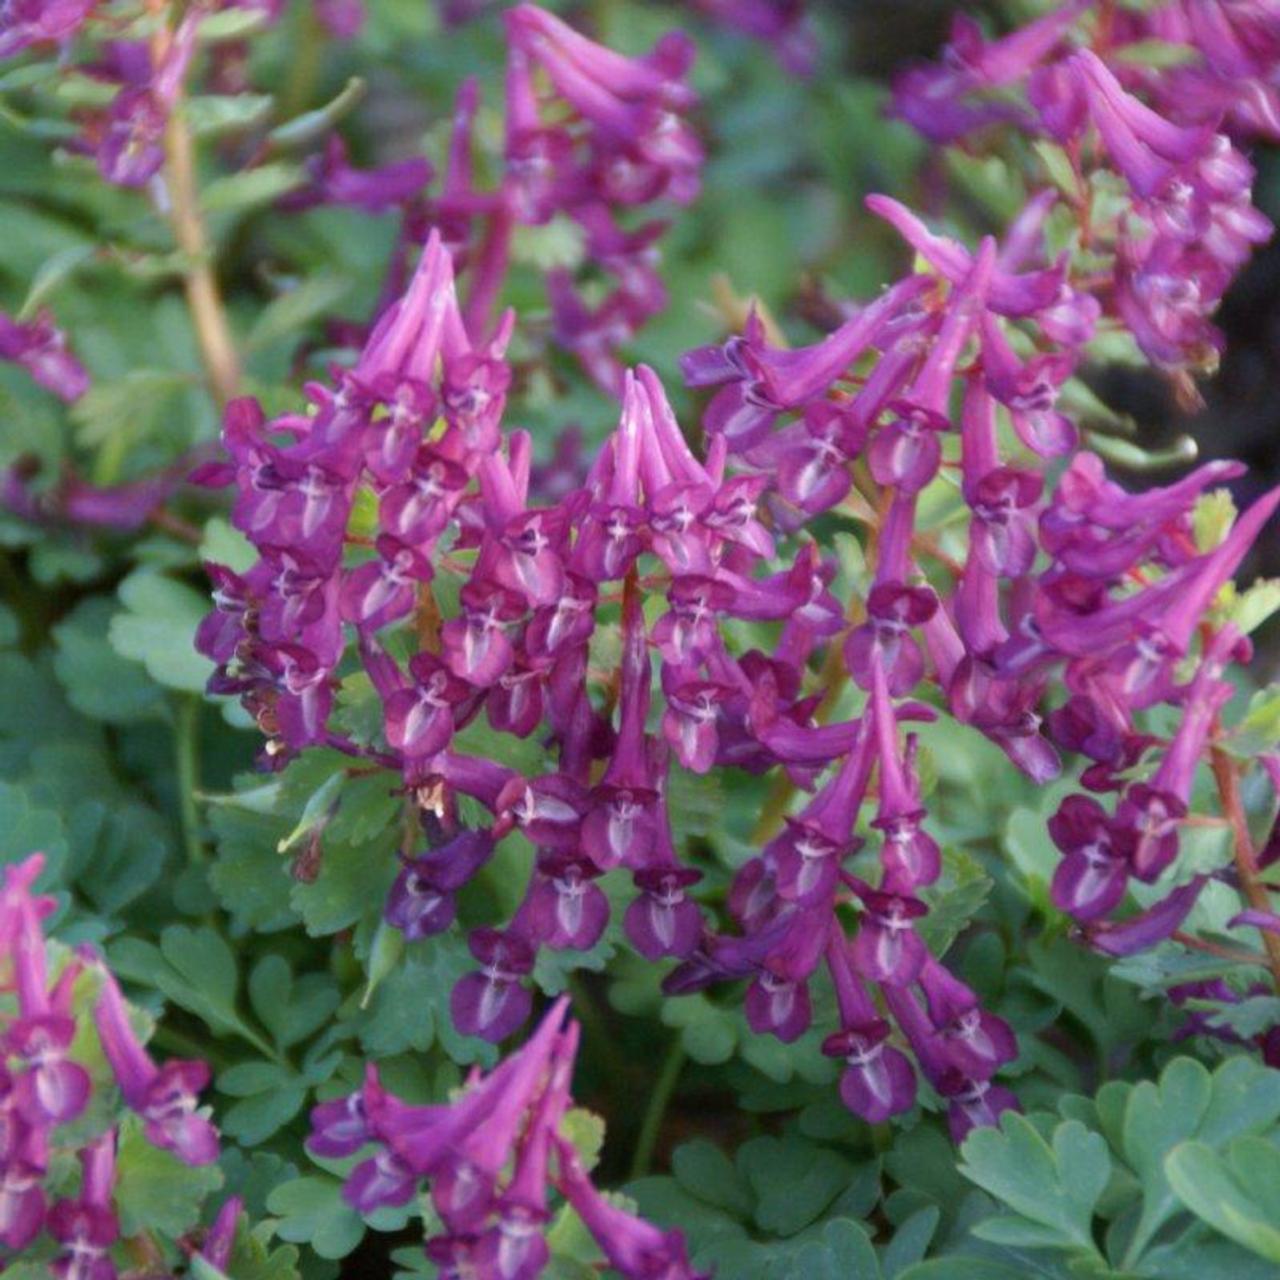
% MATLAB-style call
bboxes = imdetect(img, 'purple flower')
[851,882,929,986]
[0,0,95,58]
[918,959,1017,1079]
[385,830,494,940]
[200,1196,243,1273]
[529,852,609,950]
[939,1073,1022,1144]
[1084,877,1206,957]
[555,1136,709,1280]
[87,958,219,1165]
[845,581,938,697]
[825,939,917,1122]
[47,1131,119,1280]
[451,928,536,1042]
[1049,795,1131,921]
[0,311,90,402]
[625,865,703,960]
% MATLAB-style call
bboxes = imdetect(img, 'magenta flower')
[451,928,536,1042]
[0,311,90,402]
[87,958,219,1166]
[47,1131,119,1280]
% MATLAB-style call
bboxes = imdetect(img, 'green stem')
[629,1037,685,1180]
[174,694,205,865]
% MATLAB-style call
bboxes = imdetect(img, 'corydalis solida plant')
[191,0,1280,1150]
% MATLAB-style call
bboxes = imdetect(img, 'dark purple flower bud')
[293,132,429,212]
[624,867,703,960]
[200,1196,243,1274]
[451,929,536,1042]
[529,853,609,950]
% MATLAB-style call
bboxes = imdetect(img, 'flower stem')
[151,2,240,408]
[174,694,205,866]
[1210,739,1280,992]
[628,1036,685,1180]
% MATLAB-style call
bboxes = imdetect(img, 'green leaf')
[249,953,340,1048]
[0,780,69,879]
[918,846,993,956]
[70,369,190,450]
[207,802,297,933]
[899,1263,1027,1280]
[738,1136,854,1237]
[201,163,307,214]
[1226,579,1280,635]
[246,274,352,352]
[52,597,165,723]
[114,1114,224,1237]
[672,1139,754,1219]
[959,1114,1110,1257]
[186,93,274,138]
[267,1176,365,1259]
[199,516,257,573]
[1120,1057,1213,1261]
[560,1107,606,1174]
[1166,1137,1280,1263]
[108,570,214,692]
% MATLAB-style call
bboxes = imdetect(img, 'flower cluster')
[194,0,1280,1136]
[282,3,704,397]
[309,997,706,1279]
[890,1,1274,386]
[0,853,220,1272]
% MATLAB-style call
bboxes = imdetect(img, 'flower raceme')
[0,853,220,1271]
[309,998,708,1279]
[192,0,1280,1140]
